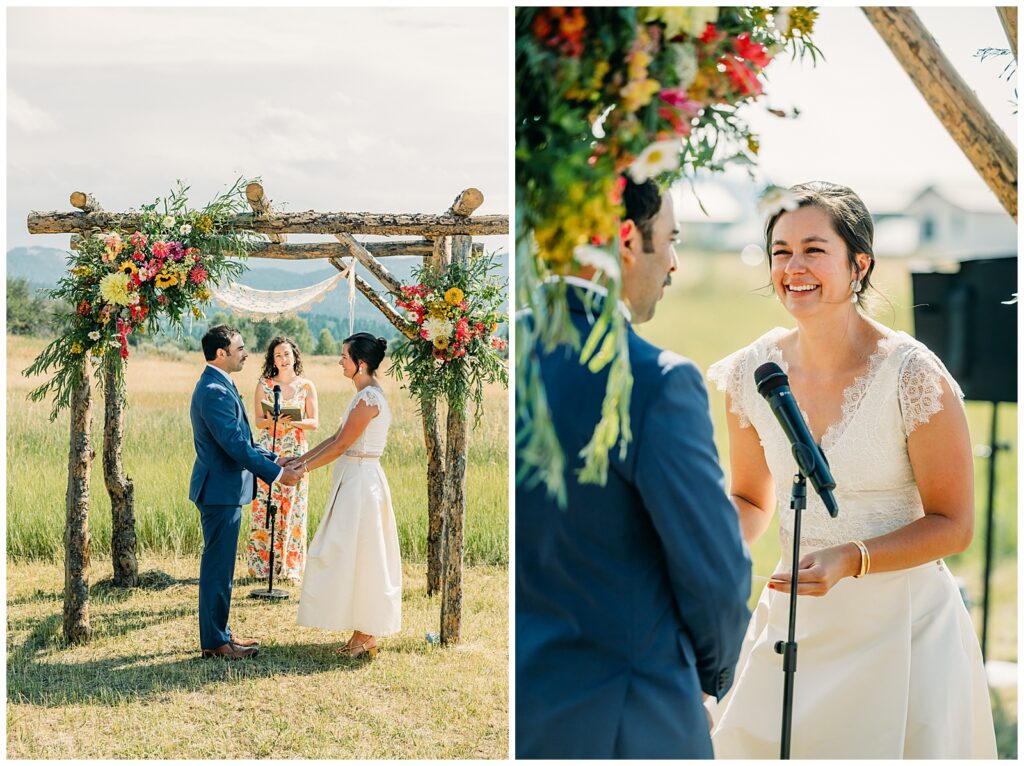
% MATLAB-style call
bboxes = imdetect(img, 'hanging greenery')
[24,178,261,418]
[389,252,508,424]
[516,7,821,502]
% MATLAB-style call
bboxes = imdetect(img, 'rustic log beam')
[69,192,103,213]
[334,233,404,295]
[70,237,478,259]
[439,396,468,646]
[863,7,1018,220]
[998,7,1017,59]
[245,182,285,244]
[327,257,418,340]
[29,210,510,236]
[424,399,446,597]
[64,361,93,644]
[103,357,138,587]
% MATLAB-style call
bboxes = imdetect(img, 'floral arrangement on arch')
[515,7,820,502]
[25,179,261,418]
[389,252,508,424]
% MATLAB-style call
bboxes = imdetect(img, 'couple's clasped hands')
[275,455,307,486]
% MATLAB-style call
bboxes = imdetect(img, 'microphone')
[272,384,281,418]
[753,362,839,517]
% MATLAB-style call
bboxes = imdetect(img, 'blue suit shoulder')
[627,330,708,417]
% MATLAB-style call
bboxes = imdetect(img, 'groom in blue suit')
[189,325,303,659]
[516,177,752,758]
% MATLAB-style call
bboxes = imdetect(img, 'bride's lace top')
[342,386,391,456]
[707,327,964,562]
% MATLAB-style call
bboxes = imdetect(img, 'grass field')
[7,336,508,566]
[7,557,508,758]
[639,252,1017,757]
[6,336,509,758]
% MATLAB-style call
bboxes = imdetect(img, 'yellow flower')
[490,322,499,333]
[639,7,719,39]
[785,7,818,37]
[99,272,133,306]
[444,287,465,306]
[192,306,202,319]
[433,336,450,350]
[119,260,139,276]
[155,273,177,289]
[197,287,211,302]
[197,215,214,234]
[70,266,92,278]
[71,342,83,354]
[620,78,661,113]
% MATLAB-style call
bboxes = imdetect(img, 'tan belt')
[340,452,381,463]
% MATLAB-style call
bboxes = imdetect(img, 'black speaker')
[911,256,1017,403]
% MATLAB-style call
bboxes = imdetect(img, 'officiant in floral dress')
[246,336,319,584]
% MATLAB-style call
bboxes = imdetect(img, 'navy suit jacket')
[516,283,752,759]
[189,366,281,507]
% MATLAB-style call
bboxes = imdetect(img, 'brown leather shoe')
[230,637,260,648]
[201,642,259,660]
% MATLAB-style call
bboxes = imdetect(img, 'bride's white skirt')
[710,560,996,759]
[296,456,402,636]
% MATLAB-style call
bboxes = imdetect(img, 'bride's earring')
[850,278,862,304]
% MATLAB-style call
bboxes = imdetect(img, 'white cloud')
[7,91,57,133]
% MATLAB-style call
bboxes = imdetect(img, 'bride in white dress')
[706,182,996,758]
[290,333,402,658]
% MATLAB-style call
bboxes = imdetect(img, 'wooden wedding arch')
[27,183,509,646]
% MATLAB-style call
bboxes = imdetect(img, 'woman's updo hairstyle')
[764,181,877,309]
[345,332,388,374]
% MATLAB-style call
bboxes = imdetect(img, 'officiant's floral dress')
[246,377,310,582]
[705,327,996,759]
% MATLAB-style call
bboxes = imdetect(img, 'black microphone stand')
[250,399,288,601]
[775,470,805,759]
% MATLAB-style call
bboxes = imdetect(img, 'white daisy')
[757,185,801,218]
[574,245,621,279]
[627,139,681,184]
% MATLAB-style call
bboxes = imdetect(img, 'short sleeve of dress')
[897,347,965,435]
[707,347,752,429]
[353,387,385,411]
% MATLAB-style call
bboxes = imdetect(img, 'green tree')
[7,277,56,336]
[315,327,339,356]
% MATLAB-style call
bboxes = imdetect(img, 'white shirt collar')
[205,363,235,387]
[544,275,632,322]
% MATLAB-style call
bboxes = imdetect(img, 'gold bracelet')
[852,540,870,578]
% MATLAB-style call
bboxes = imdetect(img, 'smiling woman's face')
[769,205,863,319]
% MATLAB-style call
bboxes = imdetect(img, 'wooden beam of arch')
[69,236,481,259]
[998,7,1017,59]
[863,7,1017,220]
[334,233,404,294]
[29,210,509,236]
[245,182,285,244]
[327,256,418,340]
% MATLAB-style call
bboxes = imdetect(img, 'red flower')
[700,22,722,45]
[131,231,147,249]
[533,7,586,57]
[734,33,772,68]
[609,175,627,206]
[492,337,507,351]
[151,240,170,259]
[77,299,91,316]
[721,57,762,97]
[189,265,208,284]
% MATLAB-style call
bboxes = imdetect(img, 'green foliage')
[389,253,509,425]
[315,327,339,357]
[6,277,63,336]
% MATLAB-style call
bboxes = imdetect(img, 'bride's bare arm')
[302,401,379,472]
[723,393,776,545]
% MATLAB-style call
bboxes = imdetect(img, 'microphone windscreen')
[754,361,789,397]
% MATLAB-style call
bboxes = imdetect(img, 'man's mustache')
[663,274,672,287]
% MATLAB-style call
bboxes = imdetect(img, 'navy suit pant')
[197,502,241,649]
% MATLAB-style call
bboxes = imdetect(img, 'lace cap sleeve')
[707,347,752,429]
[353,386,385,411]
[898,347,964,435]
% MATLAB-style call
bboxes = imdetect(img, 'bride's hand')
[768,544,860,597]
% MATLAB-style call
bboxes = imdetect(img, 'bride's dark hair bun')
[344,331,387,373]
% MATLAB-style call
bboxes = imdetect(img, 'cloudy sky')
[735,6,1017,212]
[7,7,509,258]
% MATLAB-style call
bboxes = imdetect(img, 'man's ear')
[619,219,638,269]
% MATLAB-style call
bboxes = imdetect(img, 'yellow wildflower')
[444,287,465,306]
[99,272,133,306]
[71,342,83,354]
[197,287,211,302]
[119,260,139,276]
[192,306,202,319]
[639,7,718,39]
[785,7,818,37]
[197,215,214,234]
[620,78,661,112]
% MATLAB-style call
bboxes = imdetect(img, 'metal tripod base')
[249,588,289,600]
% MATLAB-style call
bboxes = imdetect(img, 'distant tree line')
[7,276,399,358]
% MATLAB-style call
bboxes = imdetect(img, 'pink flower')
[151,240,170,259]
[189,265,208,284]
[131,231,147,249]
